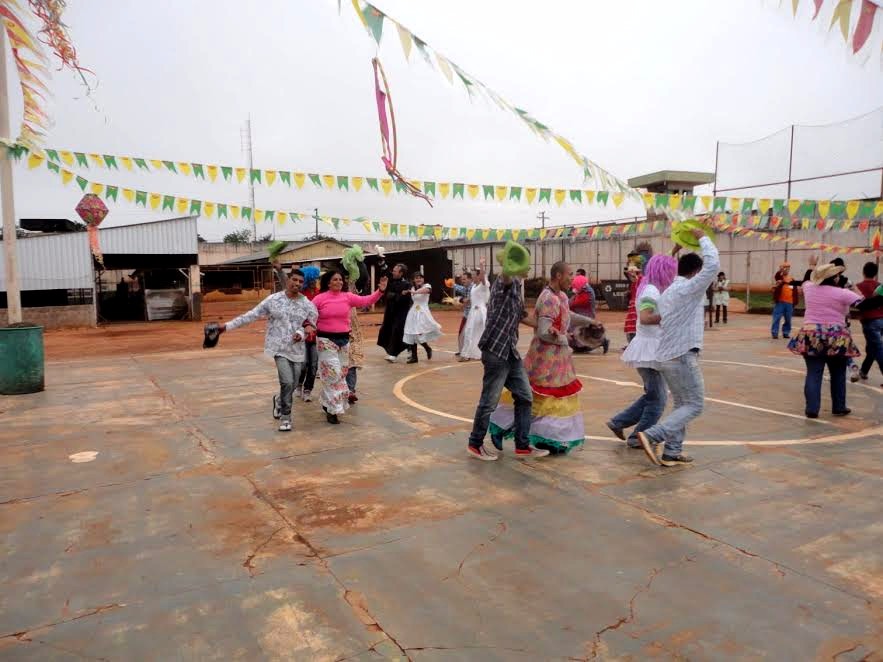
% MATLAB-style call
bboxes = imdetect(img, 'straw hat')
[810,263,844,285]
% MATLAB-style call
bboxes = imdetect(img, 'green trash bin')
[0,325,45,394]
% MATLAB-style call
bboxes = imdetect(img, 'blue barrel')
[0,325,45,394]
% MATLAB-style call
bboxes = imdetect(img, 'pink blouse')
[802,282,861,325]
[313,289,383,333]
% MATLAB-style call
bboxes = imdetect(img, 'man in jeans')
[771,261,798,339]
[219,269,317,432]
[637,228,719,467]
[857,262,883,383]
[467,273,549,461]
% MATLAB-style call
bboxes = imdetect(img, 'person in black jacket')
[376,262,413,362]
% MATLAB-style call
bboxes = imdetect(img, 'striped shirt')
[655,237,721,362]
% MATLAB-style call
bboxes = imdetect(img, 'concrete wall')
[0,303,96,329]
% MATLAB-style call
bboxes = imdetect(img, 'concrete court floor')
[0,311,881,661]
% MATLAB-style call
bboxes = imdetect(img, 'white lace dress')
[459,275,489,360]
[621,284,662,369]
[403,285,443,344]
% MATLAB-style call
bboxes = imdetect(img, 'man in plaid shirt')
[467,274,549,460]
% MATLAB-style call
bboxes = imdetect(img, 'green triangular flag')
[655,193,669,208]
[773,199,785,216]
[135,190,147,206]
[741,198,755,213]
[7,144,26,159]
[241,207,252,220]
[162,161,176,173]
[596,190,609,206]
[190,200,202,215]
[218,204,228,218]
[280,171,291,186]
[75,153,88,167]
[453,183,465,199]
[394,180,407,193]
[103,155,118,169]
[413,35,433,65]
[372,221,381,232]
[367,177,379,191]
[829,201,846,219]
[538,188,552,203]
[45,149,59,162]
[250,169,261,184]
[409,225,418,237]
[683,195,697,211]
[482,185,494,200]
[162,195,175,211]
[308,173,321,187]
[390,223,398,235]
[799,201,816,218]
[509,186,522,201]
[75,175,88,191]
[781,217,793,230]
[712,197,726,212]
[337,176,349,191]
[192,163,205,179]
[46,161,60,174]
[288,212,300,222]
[569,190,582,203]
[423,181,436,197]
[105,185,119,202]
[332,218,340,230]
[362,3,385,44]
[134,158,149,170]
[221,166,233,180]
[857,201,874,218]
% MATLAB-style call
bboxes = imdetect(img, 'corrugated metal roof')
[100,216,198,255]
[0,232,93,291]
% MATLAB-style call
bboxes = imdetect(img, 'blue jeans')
[610,367,667,446]
[860,319,883,377]
[771,302,793,338]
[274,357,304,420]
[803,355,847,415]
[298,341,318,391]
[469,350,533,451]
[644,353,705,457]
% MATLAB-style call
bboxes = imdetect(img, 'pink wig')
[637,255,677,299]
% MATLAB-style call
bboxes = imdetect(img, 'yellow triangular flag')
[495,229,505,240]
[846,200,860,219]
[352,176,363,192]
[495,186,507,201]
[60,151,74,166]
[178,163,192,176]
[203,201,215,217]
[122,188,135,203]
[235,167,247,183]
[381,179,392,196]
[362,221,372,232]
[207,165,218,182]
[149,159,163,170]
[512,229,521,241]
[758,199,771,214]
[381,222,390,236]
[525,188,537,204]
[478,229,489,241]
[396,23,412,59]
[277,211,286,226]
[322,174,335,189]
[729,197,741,212]
[26,153,45,169]
[294,172,306,189]
[554,189,566,206]
[90,182,103,195]
[874,201,883,218]
[434,226,443,240]
[439,182,451,198]
[585,190,596,204]
[176,198,189,214]
[265,170,277,186]
[788,199,801,215]
[89,153,103,167]
[642,192,655,208]
[700,195,712,210]
[842,219,854,231]
[554,136,580,163]
[149,193,161,210]
[120,157,133,171]
[61,169,74,185]
[817,200,830,218]
[466,228,476,240]
[231,205,240,219]
[436,55,454,85]
[467,184,480,199]
[612,192,625,208]
[398,224,408,235]
[409,180,421,192]
[255,210,265,222]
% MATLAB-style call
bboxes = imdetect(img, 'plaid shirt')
[479,277,524,359]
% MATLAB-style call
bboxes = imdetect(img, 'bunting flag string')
[11,144,883,220]
[776,0,883,62]
[345,0,641,200]
[26,153,883,253]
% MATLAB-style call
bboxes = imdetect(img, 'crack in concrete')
[444,520,507,581]
[584,567,660,660]
[242,526,285,577]
[404,644,532,654]
[1,603,125,642]
[831,643,871,661]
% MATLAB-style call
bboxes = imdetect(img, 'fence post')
[745,251,751,312]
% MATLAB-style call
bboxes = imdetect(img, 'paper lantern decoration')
[75,193,109,266]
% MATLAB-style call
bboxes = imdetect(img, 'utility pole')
[0,25,22,324]
[537,211,548,278]
[241,117,258,243]
[313,208,320,240]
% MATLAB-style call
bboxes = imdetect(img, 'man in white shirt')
[637,228,720,467]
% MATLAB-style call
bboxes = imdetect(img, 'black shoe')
[832,408,851,417]
[772,336,778,340]
[326,412,340,424]
[783,335,790,339]
[425,346,433,360]
[406,356,418,364]
[602,339,610,355]
[805,411,819,419]
[660,454,693,466]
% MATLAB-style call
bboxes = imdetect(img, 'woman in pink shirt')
[788,260,862,418]
[313,271,387,424]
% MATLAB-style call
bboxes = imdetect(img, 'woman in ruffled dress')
[403,272,443,364]
[606,255,678,448]
[459,257,490,361]
[489,261,592,455]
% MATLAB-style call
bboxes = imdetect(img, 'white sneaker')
[302,390,313,402]
[294,385,303,398]
[514,446,550,459]
[467,445,499,461]
[849,365,860,383]
[272,394,281,420]
[278,419,292,432]
[385,355,397,363]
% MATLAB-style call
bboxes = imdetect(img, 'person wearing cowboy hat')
[787,257,864,418]
[771,261,800,340]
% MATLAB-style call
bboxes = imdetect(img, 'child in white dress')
[403,272,443,364]
[459,257,490,361]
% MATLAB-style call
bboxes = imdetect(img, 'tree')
[258,233,273,242]
[197,234,207,243]
[223,229,253,244]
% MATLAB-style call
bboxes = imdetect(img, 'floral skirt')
[788,324,860,358]
[318,338,351,416]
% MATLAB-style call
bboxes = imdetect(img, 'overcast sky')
[3,0,882,241]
